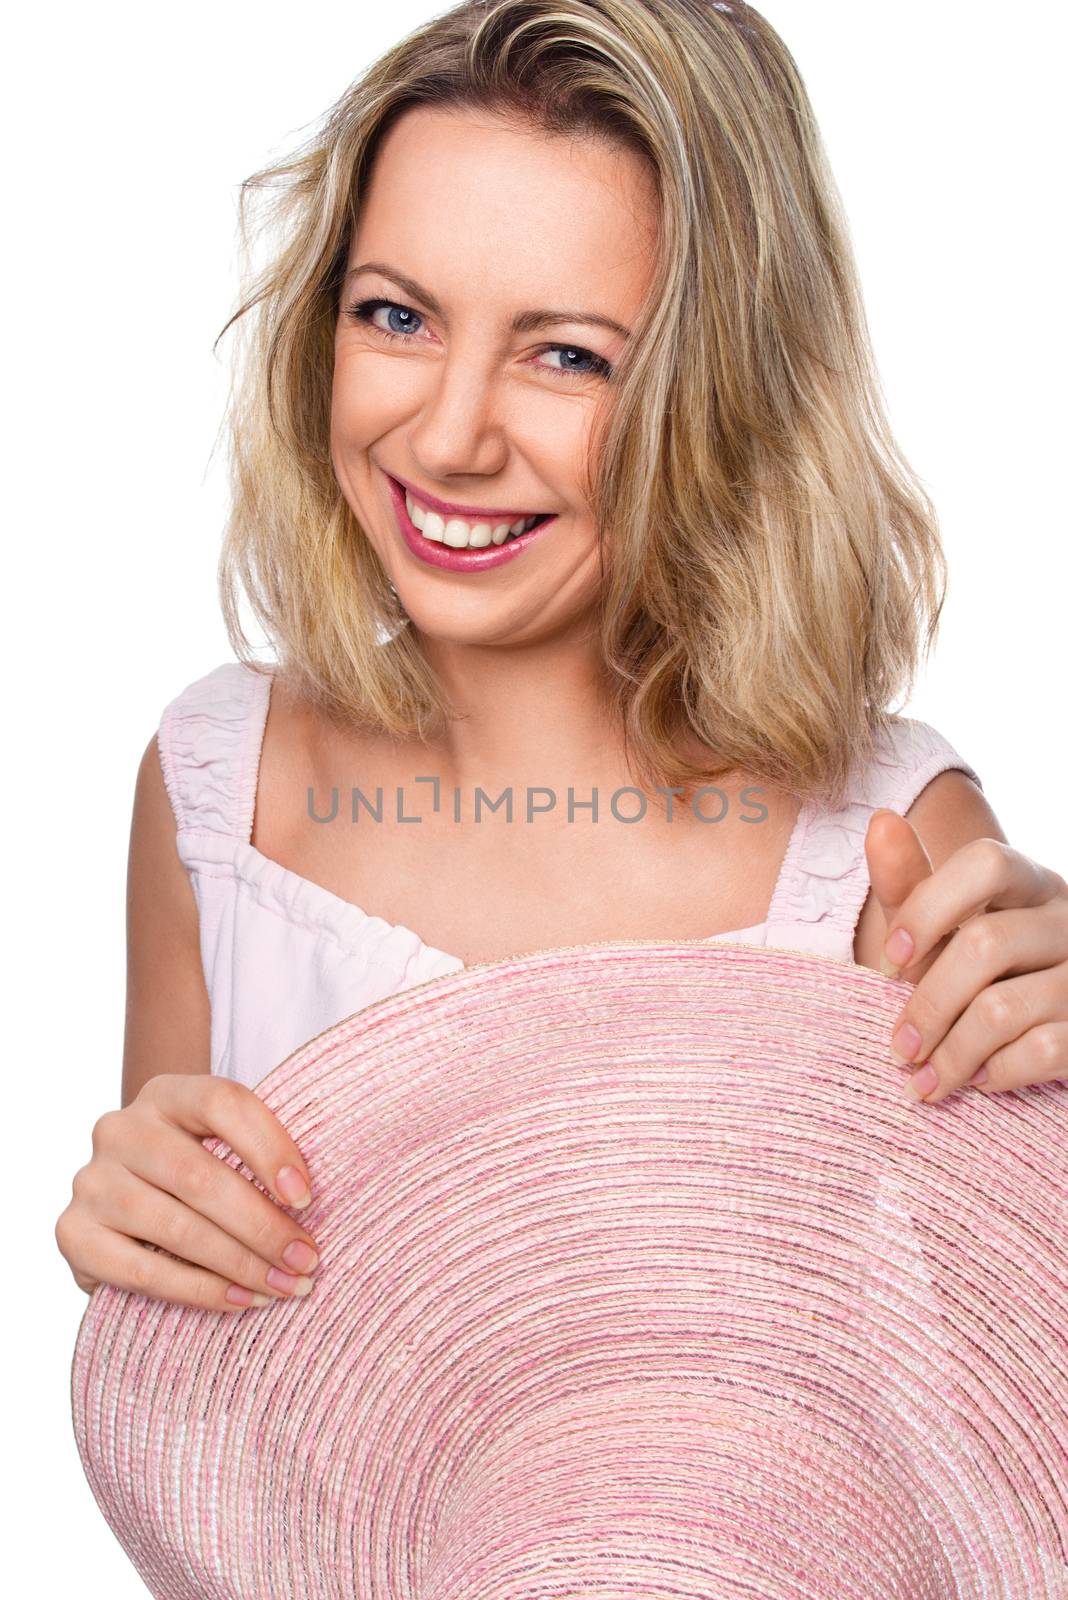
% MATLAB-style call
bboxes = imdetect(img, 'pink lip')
[384,471,557,573]
[386,469,550,523]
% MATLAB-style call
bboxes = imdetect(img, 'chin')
[393,592,539,648]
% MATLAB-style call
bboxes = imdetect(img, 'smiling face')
[330,104,659,649]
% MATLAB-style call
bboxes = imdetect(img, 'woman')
[56,0,1068,1317]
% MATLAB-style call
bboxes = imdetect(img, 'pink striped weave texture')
[70,941,1068,1597]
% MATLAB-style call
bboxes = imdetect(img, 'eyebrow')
[345,261,631,340]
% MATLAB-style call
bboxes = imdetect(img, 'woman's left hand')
[866,809,1068,1103]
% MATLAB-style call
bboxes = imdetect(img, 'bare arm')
[56,733,321,1310]
[121,734,212,1107]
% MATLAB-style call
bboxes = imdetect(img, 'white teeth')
[418,509,445,543]
[443,517,476,549]
[405,491,543,549]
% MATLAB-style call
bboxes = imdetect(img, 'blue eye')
[343,297,613,382]
[352,300,422,340]
[537,345,611,379]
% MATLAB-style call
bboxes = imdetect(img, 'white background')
[6,1,1064,1588]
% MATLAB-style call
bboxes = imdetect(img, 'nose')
[406,352,512,484]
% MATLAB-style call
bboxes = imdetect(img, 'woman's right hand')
[55,1073,321,1313]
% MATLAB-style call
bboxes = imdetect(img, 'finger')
[967,1021,1068,1094]
[900,964,1067,1104]
[96,1165,317,1303]
[881,838,1065,978]
[889,902,1068,1071]
[864,810,946,983]
[95,1104,321,1284]
[146,1074,314,1211]
[75,1220,274,1314]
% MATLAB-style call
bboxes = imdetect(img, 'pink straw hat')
[70,940,1068,1597]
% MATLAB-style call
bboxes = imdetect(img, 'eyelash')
[343,297,613,383]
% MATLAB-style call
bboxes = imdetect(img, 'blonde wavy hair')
[216,0,947,811]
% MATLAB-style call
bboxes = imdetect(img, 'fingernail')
[890,1023,922,1064]
[905,1063,938,1101]
[885,928,914,968]
[970,1065,990,1086]
[276,1166,312,1208]
[226,1285,271,1308]
[282,1240,319,1274]
[266,1267,315,1296]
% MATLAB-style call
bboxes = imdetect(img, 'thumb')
[864,808,943,981]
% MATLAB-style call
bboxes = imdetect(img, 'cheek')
[329,358,354,446]
[537,405,603,506]
[330,350,411,443]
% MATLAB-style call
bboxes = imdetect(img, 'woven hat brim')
[71,940,1068,1597]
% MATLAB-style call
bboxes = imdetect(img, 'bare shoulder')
[254,667,418,848]
[122,733,212,1105]
[852,769,1009,971]
[900,768,1008,855]
[254,667,359,850]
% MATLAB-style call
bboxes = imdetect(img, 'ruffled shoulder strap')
[157,660,273,841]
[765,718,984,961]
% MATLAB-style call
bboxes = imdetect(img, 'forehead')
[351,105,658,309]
